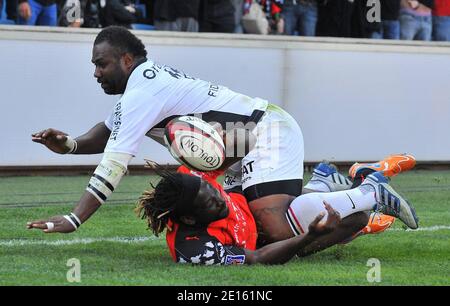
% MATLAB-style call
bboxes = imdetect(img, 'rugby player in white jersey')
[27,26,399,245]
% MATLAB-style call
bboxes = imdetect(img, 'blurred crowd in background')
[0,0,449,41]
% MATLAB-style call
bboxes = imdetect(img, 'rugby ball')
[164,116,225,171]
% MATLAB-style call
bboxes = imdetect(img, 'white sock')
[286,185,377,236]
[317,185,377,218]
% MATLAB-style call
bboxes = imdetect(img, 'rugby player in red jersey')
[136,146,418,265]
[136,164,342,265]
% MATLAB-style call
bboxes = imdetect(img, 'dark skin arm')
[72,122,111,154]
[31,122,110,154]
[27,192,102,233]
[296,211,368,257]
[28,122,111,232]
[244,202,341,265]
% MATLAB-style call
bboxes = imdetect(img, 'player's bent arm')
[244,204,340,264]
[73,122,111,154]
[243,233,316,265]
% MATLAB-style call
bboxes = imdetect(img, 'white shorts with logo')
[224,104,304,199]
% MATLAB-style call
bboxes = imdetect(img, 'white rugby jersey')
[104,59,268,156]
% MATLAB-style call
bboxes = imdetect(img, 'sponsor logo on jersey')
[208,84,219,97]
[223,175,237,186]
[143,69,156,79]
[225,255,245,265]
[110,102,122,141]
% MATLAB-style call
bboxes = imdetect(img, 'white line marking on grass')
[1,226,450,247]
[389,225,450,232]
[0,236,159,247]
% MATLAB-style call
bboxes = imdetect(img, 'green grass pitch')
[0,170,449,285]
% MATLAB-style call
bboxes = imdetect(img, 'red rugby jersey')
[165,166,257,265]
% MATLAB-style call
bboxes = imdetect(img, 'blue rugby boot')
[362,172,419,229]
[305,162,352,192]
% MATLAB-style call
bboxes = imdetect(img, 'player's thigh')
[242,106,304,242]
[248,194,296,244]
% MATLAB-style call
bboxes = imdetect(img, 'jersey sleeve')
[175,233,247,266]
[104,88,165,156]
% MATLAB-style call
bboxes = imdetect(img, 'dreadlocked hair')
[135,161,185,236]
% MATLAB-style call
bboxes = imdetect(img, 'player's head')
[92,26,147,95]
[137,170,228,236]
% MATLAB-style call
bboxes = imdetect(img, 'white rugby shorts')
[224,104,304,200]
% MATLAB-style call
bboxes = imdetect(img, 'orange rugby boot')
[349,154,416,180]
[340,212,396,244]
[359,212,396,235]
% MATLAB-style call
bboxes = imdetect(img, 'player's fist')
[31,128,72,154]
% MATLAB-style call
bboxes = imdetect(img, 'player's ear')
[121,53,134,71]
[180,215,196,226]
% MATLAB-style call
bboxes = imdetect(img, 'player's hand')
[18,2,32,20]
[31,128,71,154]
[27,215,76,233]
[308,201,341,236]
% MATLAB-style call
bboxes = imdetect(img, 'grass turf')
[0,170,449,285]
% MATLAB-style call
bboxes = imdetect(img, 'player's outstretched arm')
[244,202,341,265]
[27,152,131,233]
[27,192,102,233]
[71,122,111,154]
[31,122,110,155]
